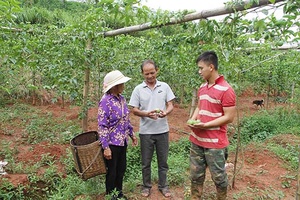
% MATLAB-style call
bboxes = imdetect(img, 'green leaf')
[269,0,276,4]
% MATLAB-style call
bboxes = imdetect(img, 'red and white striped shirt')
[189,76,236,149]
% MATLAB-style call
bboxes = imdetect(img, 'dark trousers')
[104,145,127,194]
[140,132,169,190]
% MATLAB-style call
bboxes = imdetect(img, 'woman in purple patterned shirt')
[98,70,138,200]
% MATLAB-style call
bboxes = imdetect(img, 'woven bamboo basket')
[70,131,106,180]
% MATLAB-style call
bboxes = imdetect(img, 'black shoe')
[107,193,118,200]
[111,195,117,200]
[117,193,128,200]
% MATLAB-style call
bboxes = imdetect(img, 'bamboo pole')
[100,0,285,37]
[232,71,243,188]
[0,0,286,35]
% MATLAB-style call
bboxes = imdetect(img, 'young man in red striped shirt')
[187,51,236,200]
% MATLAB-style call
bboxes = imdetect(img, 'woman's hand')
[103,147,112,160]
[131,136,138,146]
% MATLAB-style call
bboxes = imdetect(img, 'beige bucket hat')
[103,70,131,93]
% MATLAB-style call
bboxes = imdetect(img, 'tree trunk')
[267,77,271,109]
[290,82,295,108]
[180,85,184,105]
[82,39,92,132]
[189,89,197,118]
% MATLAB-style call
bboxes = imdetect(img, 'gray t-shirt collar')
[141,80,162,89]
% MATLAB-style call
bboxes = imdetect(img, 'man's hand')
[189,122,206,129]
[149,109,168,119]
[187,119,207,130]
[148,110,158,120]
[158,110,168,118]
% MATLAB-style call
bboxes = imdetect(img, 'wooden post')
[296,144,300,200]
[232,99,241,189]
[61,93,65,109]
[232,71,242,189]
[82,38,92,132]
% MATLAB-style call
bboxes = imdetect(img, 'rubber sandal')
[159,188,171,198]
[141,188,151,197]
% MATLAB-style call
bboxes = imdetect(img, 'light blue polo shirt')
[129,80,175,135]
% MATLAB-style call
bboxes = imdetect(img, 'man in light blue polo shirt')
[129,59,175,198]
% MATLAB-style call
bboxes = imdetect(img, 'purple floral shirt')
[97,93,133,149]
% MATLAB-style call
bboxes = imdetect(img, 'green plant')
[238,108,300,144]
[59,148,75,174]
[24,113,81,144]
[268,143,299,170]
[124,143,142,182]
[239,110,278,143]
[0,0,299,198]
[41,153,56,166]
[280,174,296,189]
[0,141,18,163]
[0,179,26,200]
[47,175,106,199]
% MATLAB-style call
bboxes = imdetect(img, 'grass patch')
[0,103,81,144]
[267,141,299,170]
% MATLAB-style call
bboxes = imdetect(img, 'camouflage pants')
[190,143,228,199]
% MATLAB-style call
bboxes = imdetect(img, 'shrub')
[238,108,300,144]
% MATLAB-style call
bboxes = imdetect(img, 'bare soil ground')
[0,93,299,199]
